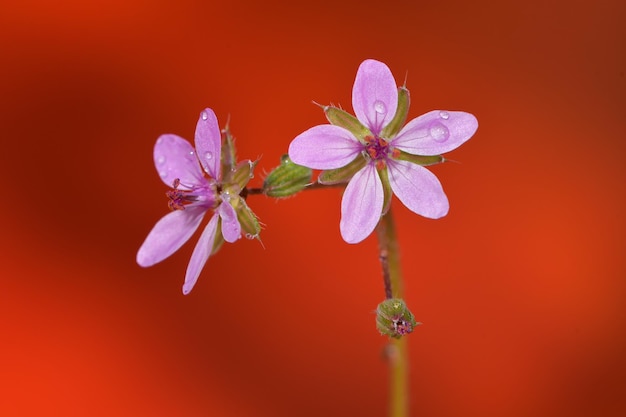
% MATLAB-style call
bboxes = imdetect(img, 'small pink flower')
[137,108,242,294]
[289,59,478,244]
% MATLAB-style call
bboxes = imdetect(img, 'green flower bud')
[381,86,410,139]
[376,298,420,339]
[318,155,367,185]
[263,155,312,198]
[324,105,371,142]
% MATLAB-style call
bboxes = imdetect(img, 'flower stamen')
[166,178,200,211]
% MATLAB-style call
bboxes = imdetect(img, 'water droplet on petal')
[157,155,166,165]
[159,170,167,179]
[204,151,213,160]
[220,190,231,202]
[201,111,208,120]
[374,100,386,114]
[439,111,449,120]
[429,122,450,143]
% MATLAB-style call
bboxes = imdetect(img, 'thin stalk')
[376,208,409,417]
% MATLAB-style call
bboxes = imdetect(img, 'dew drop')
[201,111,208,121]
[159,170,168,179]
[204,151,213,160]
[220,190,231,202]
[157,155,166,165]
[429,122,450,143]
[439,111,450,120]
[374,100,386,114]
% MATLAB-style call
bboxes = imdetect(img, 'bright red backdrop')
[1,0,625,416]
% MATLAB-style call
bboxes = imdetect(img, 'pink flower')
[289,59,478,244]
[137,108,244,294]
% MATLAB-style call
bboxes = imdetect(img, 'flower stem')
[244,181,344,197]
[376,208,409,417]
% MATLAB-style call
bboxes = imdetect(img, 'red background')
[1,0,625,416]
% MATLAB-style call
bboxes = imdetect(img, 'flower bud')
[376,298,420,338]
[263,155,312,197]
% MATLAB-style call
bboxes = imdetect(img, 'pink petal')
[183,213,219,295]
[288,124,362,170]
[387,160,449,219]
[137,205,207,267]
[154,134,205,190]
[194,108,222,180]
[340,163,383,244]
[392,111,478,156]
[218,199,241,243]
[352,59,398,135]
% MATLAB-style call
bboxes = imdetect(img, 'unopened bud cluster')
[376,298,420,339]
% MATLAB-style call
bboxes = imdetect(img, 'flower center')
[364,135,400,169]
[166,178,216,211]
[364,136,390,160]
[392,318,414,336]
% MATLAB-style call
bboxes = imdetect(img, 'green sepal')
[324,105,371,142]
[263,155,312,198]
[376,298,420,339]
[318,155,367,185]
[234,196,261,238]
[230,160,257,192]
[212,218,225,255]
[220,124,237,180]
[381,86,410,139]
[394,150,444,166]
[377,165,393,216]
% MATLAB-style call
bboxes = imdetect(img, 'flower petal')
[387,160,449,219]
[352,59,398,135]
[392,111,478,156]
[340,163,383,244]
[218,199,241,243]
[154,134,205,190]
[137,205,207,267]
[183,213,220,295]
[288,125,362,170]
[194,108,222,180]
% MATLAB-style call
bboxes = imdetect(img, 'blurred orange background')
[1,0,625,416]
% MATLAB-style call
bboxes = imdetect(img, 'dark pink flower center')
[392,318,414,336]
[166,178,216,211]
[364,136,389,160]
[364,136,399,168]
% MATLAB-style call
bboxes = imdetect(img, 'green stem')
[244,181,344,197]
[376,208,409,417]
